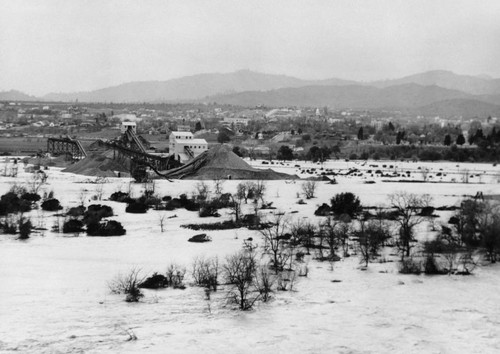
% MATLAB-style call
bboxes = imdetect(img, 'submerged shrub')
[399,258,422,274]
[21,192,41,203]
[67,206,86,218]
[108,268,144,302]
[87,220,126,236]
[330,192,362,218]
[125,201,148,214]
[41,198,63,211]
[109,191,132,203]
[423,254,444,275]
[85,204,113,220]
[18,218,32,239]
[0,192,32,215]
[139,272,168,289]
[62,219,85,233]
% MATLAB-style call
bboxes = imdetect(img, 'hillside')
[412,98,500,118]
[4,70,500,117]
[42,70,355,103]
[0,90,37,101]
[371,70,500,95]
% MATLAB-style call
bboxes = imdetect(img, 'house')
[168,131,208,163]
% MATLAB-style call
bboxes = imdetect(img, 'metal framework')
[47,137,87,160]
[47,130,174,175]
[101,140,171,171]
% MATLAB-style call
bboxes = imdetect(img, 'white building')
[113,113,142,122]
[121,121,137,134]
[169,131,208,163]
[223,117,249,127]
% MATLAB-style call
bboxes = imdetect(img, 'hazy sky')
[1,0,500,95]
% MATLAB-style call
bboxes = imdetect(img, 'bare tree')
[336,216,352,257]
[230,191,244,223]
[108,268,145,302]
[194,182,210,202]
[224,243,259,310]
[143,179,156,197]
[260,213,290,273]
[301,180,318,199]
[78,188,88,207]
[255,266,275,302]
[461,169,470,184]
[252,180,266,206]
[354,219,389,267]
[478,201,500,263]
[420,167,430,182]
[94,177,107,201]
[389,191,431,259]
[213,176,225,195]
[236,182,248,203]
[192,256,219,291]
[28,171,47,194]
[292,220,316,255]
[321,216,339,260]
[158,212,167,232]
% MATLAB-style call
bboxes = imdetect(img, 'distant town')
[0,99,499,163]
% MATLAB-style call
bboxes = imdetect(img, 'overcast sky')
[1,0,500,95]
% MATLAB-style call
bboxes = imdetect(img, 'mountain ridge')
[2,70,500,118]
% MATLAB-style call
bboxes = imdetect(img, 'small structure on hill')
[169,131,208,163]
[120,121,137,134]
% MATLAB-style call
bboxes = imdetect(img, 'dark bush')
[21,193,41,202]
[63,219,85,233]
[199,205,220,217]
[423,254,444,275]
[41,198,63,211]
[419,149,442,161]
[0,201,8,216]
[162,195,172,202]
[188,233,212,242]
[398,258,422,274]
[314,203,332,216]
[137,194,161,207]
[18,218,32,239]
[139,273,168,289]
[419,206,435,217]
[330,192,362,218]
[87,220,126,236]
[85,204,113,219]
[109,191,132,203]
[423,239,446,254]
[67,206,86,218]
[2,219,17,234]
[164,198,183,210]
[182,220,239,231]
[125,201,148,213]
[180,195,200,211]
[0,192,32,215]
[209,193,233,209]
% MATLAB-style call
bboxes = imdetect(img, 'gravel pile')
[163,145,297,180]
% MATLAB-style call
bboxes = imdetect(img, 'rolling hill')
[42,70,356,103]
[412,98,500,118]
[0,90,38,101]
[4,70,500,117]
[371,70,500,95]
